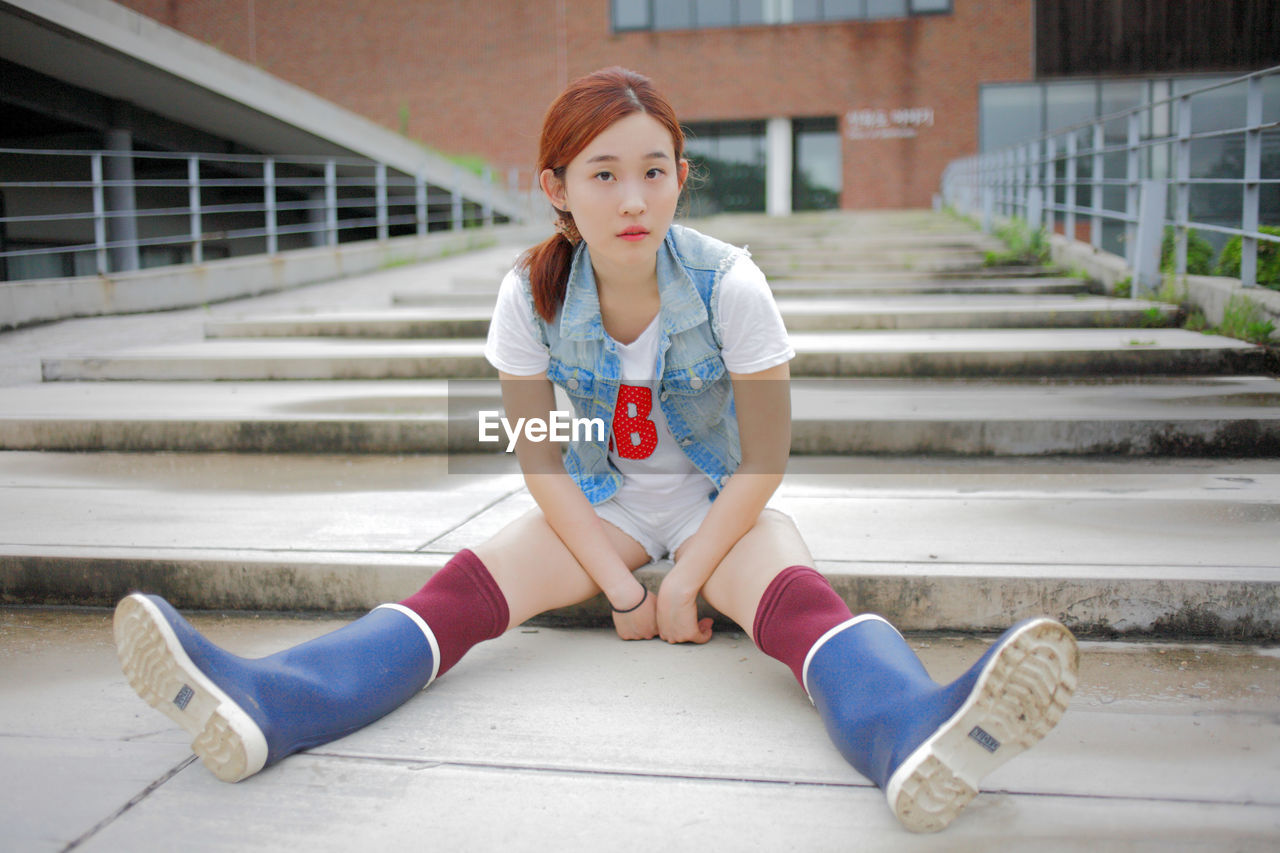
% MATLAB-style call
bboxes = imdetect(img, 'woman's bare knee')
[698,507,814,631]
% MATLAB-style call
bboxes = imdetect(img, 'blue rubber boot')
[113,593,439,782]
[804,614,1078,833]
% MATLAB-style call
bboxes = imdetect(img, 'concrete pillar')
[104,127,140,272]
[766,117,792,217]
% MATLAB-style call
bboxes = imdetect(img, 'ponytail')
[522,232,575,323]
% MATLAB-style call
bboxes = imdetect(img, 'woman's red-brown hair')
[523,67,686,322]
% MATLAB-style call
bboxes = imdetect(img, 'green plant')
[1113,277,1132,299]
[1139,306,1167,328]
[1184,310,1209,332]
[1152,275,1187,305]
[944,205,981,231]
[1218,295,1277,344]
[1160,226,1214,275]
[984,218,1050,267]
[443,153,493,179]
[1214,225,1280,290]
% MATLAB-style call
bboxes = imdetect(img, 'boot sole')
[885,617,1078,833]
[113,594,268,782]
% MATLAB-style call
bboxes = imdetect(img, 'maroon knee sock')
[398,549,510,678]
[752,565,855,687]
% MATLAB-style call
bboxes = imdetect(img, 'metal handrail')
[0,146,539,280]
[941,66,1280,290]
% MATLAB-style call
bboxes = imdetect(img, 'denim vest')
[520,224,746,505]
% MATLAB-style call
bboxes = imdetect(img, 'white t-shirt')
[484,253,794,508]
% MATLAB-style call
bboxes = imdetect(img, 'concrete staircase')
[1,211,1277,638]
[4,213,1276,457]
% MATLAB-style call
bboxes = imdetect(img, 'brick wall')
[115,0,1032,209]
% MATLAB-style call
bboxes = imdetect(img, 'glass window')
[1100,80,1146,142]
[738,0,766,24]
[980,84,1043,152]
[612,0,650,31]
[793,117,842,210]
[909,0,951,12]
[825,0,866,21]
[866,0,908,19]
[684,121,767,215]
[1045,81,1097,132]
[792,0,821,22]
[1180,77,1245,135]
[695,0,734,27]
[653,0,694,30]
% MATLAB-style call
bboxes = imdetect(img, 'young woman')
[114,67,1078,834]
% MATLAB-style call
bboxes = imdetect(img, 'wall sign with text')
[845,107,935,140]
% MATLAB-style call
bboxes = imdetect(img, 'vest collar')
[558,229,709,342]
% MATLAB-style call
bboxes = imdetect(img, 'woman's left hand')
[656,571,713,644]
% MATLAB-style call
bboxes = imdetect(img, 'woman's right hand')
[610,585,658,640]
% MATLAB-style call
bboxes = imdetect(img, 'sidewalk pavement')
[3,606,1278,852]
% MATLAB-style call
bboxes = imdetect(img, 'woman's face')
[543,111,688,276]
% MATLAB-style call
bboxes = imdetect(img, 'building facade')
[109,0,1030,213]
[28,1,1280,216]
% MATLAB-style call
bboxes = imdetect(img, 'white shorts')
[594,489,713,563]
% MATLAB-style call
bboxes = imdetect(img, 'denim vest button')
[679,438,691,446]
[690,377,703,390]
[567,378,579,391]
[660,391,669,401]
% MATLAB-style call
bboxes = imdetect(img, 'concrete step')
[39,328,1259,381]
[762,263,1059,281]
[785,328,1264,377]
[766,276,1095,296]
[2,451,1276,639]
[4,377,1277,455]
[775,295,1176,330]
[429,266,1077,299]
[205,307,494,339]
[203,296,1177,340]
[756,254,991,276]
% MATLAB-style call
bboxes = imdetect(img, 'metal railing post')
[376,163,388,241]
[91,153,108,275]
[324,160,338,247]
[1174,93,1192,276]
[188,156,203,265]
[1124,112,1140,267]
[482,166,493,226]
[415,173,427,237]
[1043,137,1056,236]
[508,167,521,219]
[1091,123,1104,250]
[264,158,277,254]
[1064,132,1078,241]
[1029,142,1041,227]
[1014,144,1025,219]
[452,166,463,231]
[1241,75,1262,287]
[1133,179,1168,297]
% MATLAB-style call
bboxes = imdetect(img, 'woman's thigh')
[695,508,814,640]
[472,507,652,630]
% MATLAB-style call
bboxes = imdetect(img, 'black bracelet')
[611,587,648,614]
